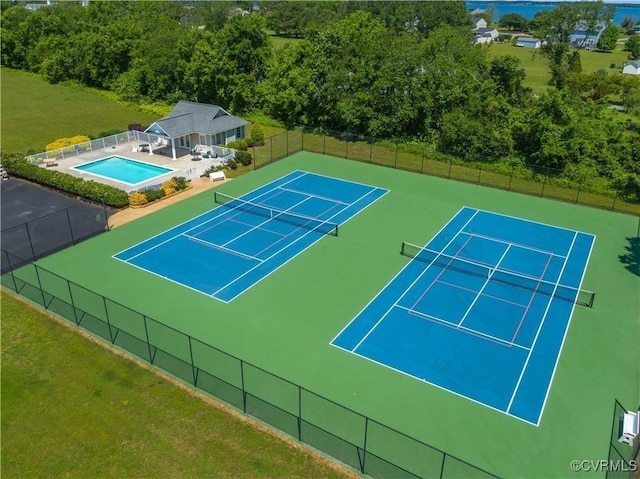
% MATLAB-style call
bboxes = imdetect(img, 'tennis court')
[332,206,596,425]
[114,170,387,302]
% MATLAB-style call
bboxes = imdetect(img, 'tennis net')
[400,241,595,307]
[214,191,339,236]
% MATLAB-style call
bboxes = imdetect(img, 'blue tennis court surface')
[332,207,595,425]
[114,171,387,302]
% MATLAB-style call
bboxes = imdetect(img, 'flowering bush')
[45,135,91,153]
[128,192,148,206]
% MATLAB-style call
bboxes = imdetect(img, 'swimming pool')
[73,156,175,185]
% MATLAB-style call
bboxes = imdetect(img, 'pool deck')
[39,140,228,193]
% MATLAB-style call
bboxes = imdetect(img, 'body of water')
[466,2,640,26]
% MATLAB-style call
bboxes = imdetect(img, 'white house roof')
[146,101,249,139]
[624,60,640,69]
[517,37,541,43]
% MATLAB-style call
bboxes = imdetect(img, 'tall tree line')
[1,1,638,199]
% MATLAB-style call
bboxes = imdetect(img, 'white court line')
[535,233,596,426]
[397,305,530,351]
[114,173,307,262]
[331,341,539,427]
[459,231,566,258]
[294,169,390,191]
[350,210,480,353]
[277,186,350,206]
[330,206,469,344]
[254,202,344,257]
[509,253,554,345]
[228,218,287,237]
[472,207,592,236]
[183,234,263,262]
[456,244,512,328]
[436,279,528,309]
[506,231,578,416]
[212,186,389,300]
[221,196,314,247]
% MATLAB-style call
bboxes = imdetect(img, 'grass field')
[0,291,354,479]
[9,151,637,478]
[0,68,157,154]
[486,41,632,94]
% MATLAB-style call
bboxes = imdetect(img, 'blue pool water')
[74,156,174,184]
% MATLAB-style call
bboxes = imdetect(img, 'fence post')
[323,134,326,155]
[508,165,515,191]
[394,141,398,169]
[477,163,482,185]
[143,315,153,363]
[448,158,453,179]
[369,139,373,164]
[297,386,302,441]
[439,453,447,479]
[24,223,37,262]
[188,336,198,387]
[611,191,618,212]
[4,251,19,292]
[33,265,48,309]
[240,360,247,413]
[576,175,584,204]
[65,208,76,245]
[270,137,273,164]
[253,146,257,171]
[345,133,348,159]
[286,130,289,157]
[67,280,79,325]
[421,144,426,174]
[102,297,114,343]
[301,130,305,151]
[359,417,369,474]
[541,169,548,197]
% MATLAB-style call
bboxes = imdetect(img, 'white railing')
[27,131,137,164]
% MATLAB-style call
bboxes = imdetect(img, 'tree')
[499,13,529,32]
[626,35,640,60]
[621,15,638,30]
[489,55,527,101]
[597,22,619,51]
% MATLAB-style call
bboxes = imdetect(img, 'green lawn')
[0,68,157,154]
[486,41,632,94]
[0,292,353,479]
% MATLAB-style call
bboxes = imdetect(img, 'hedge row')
[1,154,129,208]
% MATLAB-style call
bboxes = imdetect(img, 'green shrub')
[227,159,238,170]
[235,150,253,166]
[226,139,248,151]
[144,188,165,202]
[173,176,188,190]
[250,124,265,146]
[1,154,129,208]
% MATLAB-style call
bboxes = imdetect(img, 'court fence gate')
[1,249,501,479]
[606,399,640,479]
[251,129,640,217]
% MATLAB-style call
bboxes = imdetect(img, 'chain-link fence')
[1,251,501,479]
[252,129,640,217]
[606,400,640,479]
[1,202,110,274]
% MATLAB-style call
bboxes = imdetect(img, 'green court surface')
[24,152,640,478]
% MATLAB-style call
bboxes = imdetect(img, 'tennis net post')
[400,241,595,308]
[214,191,338,236]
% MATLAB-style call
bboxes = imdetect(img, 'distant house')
[473,27,499,44]
[622,60,640,75]
[144,101,249,161]
[515,37,542,49]
[568,21,606,48]
[470,8,485,16]
[25,1,53,10]
[634,25,640,35]
[470,16,487,29]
